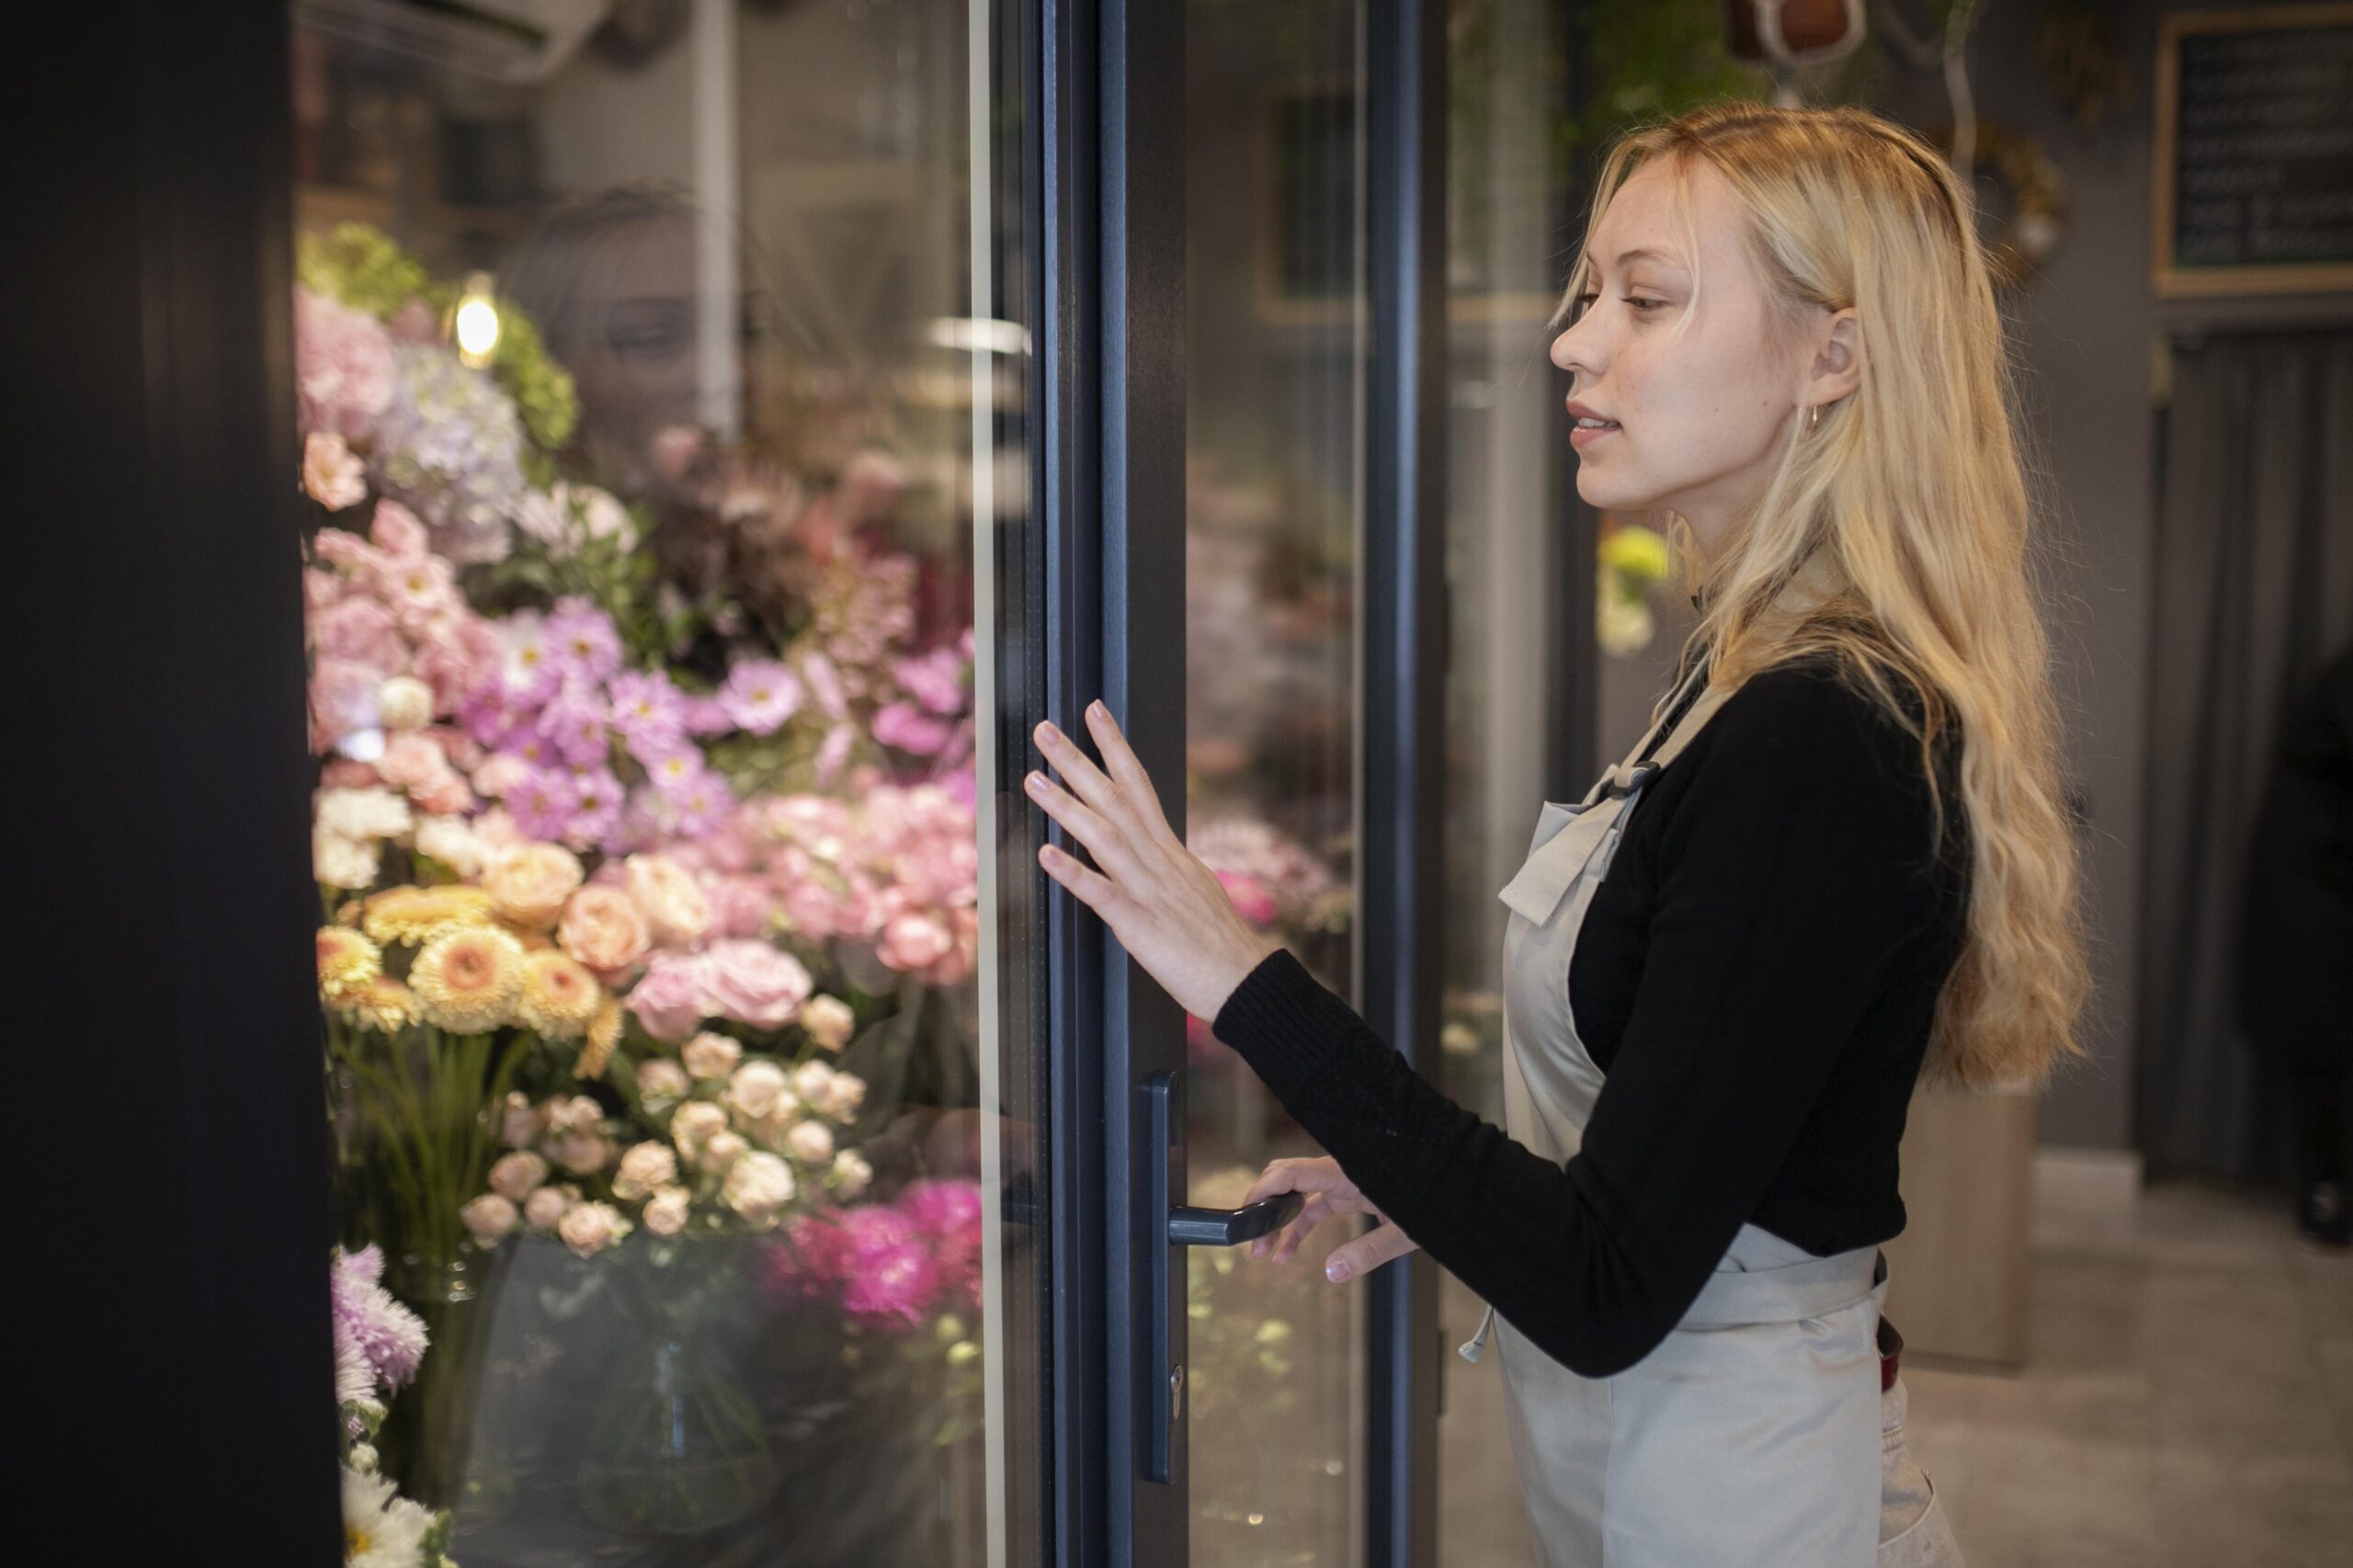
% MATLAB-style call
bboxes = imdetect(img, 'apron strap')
[1677,1245,1880,1329]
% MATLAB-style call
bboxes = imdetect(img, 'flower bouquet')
[332,1245,456,1568]
[291,222,984,1532]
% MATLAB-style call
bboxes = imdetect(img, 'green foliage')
[298,222,432,316]
[1570,0,1761,158]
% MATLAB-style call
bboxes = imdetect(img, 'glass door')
[289,2,1047,1562]
[1179,2,1370,1562]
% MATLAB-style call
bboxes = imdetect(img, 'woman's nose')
[1549,325,1589,377]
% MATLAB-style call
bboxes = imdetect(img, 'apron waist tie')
[1678,1245,1881,1329]
[1457,1246,1880,1365]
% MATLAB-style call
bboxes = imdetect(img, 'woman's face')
[1549,157,1847,546]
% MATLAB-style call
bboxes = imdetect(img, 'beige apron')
[1456,665,1952,1567]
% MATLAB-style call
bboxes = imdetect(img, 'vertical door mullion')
[1361,2,1449,1565]
[1039,2,1188,1565]
[1099,0,1188,1560]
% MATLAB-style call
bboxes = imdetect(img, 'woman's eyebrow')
[1584,246,1688,273]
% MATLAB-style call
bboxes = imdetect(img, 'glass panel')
[1182,2,1367,1562]
[290,3,1042,1562]
[1437,1,1574,1561]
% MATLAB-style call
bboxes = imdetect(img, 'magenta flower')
[544,597,622,685]
[721,660,804,734]
[540,683,611,767]
[684,694,734,736]
[566,767,626,848]
[506,765,580,843]
[842,1244,941,1326]
[608,670,689,757]
[329,1244,427,1397]
[893,645,968,716]
[873,700,955,757]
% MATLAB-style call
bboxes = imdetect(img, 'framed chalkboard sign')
[2153,4,2353,298]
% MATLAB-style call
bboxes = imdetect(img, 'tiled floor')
[1435,1180,2353,1566]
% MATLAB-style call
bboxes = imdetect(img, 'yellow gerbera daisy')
[336,977,420,1033]
[316,926,381,1003]
[361,885,496,947]
[576,994,625,1081]
[409,926,525,1034]
[516,949,603,1041]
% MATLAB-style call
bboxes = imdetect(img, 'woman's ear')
[1808,307,1864,405]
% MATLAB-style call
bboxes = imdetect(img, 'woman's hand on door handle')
[1027,701,1283,1023]
[1240,1155,1422,1282]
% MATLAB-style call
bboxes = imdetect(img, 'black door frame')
[1038,2,1453,1564]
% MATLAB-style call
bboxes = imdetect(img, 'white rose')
[670,1101,728,1160]
[822,1070,867,1119]
[543,1094,604,1133]
[721,1152,796,1228]
[377,676,435,732]
[460,1193,518,1245]
[313,828,381,891]
[613,1141,679,1201]
[800,994,856,1052]
[317,786,413,842]
[414,815,489,879]
[522,1186,572,1232]
[500,1092,543,1150]
[786,1120,835,1165]
[347,1442,379,1474]
[788,1062,834,1108]
[728,1061,790,1121]
[699,1131,749,1176]
[636,1059,692,1103]
[575,484,635,547]
[557,1200,632,1258]
[550,1128,611,1177]
[682,1032,743,1082]
[488,1151,548,1202]
[642,1184,692,1237]
[829,1150,873,1199]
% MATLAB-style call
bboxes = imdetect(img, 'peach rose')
[681,1031,742,1082]
[721,1152,796,1228]
[559,885,651,977]
[488,1151,548,1202]
[613,1141,679,1201]
[523,1186,572,1232]
[642,1185,692,1236]
[557,1200,631,1258]
[625,853,711,948]
[728,1061,790,1121]
[460,1193,519,1245]
[487,843,584,930]
[800,994,856,1052]
[636,1059,691,1104]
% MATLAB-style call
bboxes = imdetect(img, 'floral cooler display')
[293,224,989,1558]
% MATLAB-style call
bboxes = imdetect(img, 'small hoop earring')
[1809,403,1822,432]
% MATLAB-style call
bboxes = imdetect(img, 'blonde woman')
[1023,102,2086,1566]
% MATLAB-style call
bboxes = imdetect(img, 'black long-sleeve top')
[1210,660,1970,1378]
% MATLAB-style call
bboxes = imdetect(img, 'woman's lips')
[1569,421,1619,449]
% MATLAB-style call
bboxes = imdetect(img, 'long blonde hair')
[1561,102,2087,1090]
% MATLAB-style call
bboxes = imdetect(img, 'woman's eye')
[1569,291,1663,317]
[1625,296,1664,312]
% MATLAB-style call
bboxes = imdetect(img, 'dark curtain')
[2136,328,2353,1181]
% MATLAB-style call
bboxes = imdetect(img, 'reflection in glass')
[291,4,1035,1563]
[1183,1,1366,1562]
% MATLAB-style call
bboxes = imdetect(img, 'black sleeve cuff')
[1210,946,1359,1102]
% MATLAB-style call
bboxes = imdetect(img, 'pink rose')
[628,951,709,1041]
[522,1185,571,1232]
[311,597,404,672]
[378,733,449,792]
[472,752,531,800]
[878,912,953,973]
[560,886,652,978]
[699,940,812,1031]
[410,772,473,816]
[370,499,428,558]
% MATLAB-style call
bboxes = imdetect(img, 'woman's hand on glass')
[1027,701,1283,1023]
[1241,1156,1422,1283]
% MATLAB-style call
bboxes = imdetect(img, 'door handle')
[1142,1071,1304,1483]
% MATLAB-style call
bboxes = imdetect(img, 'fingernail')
[1325,1260,1350,1282]
[1026,773,1046,793]
[1090,699,1107,719]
